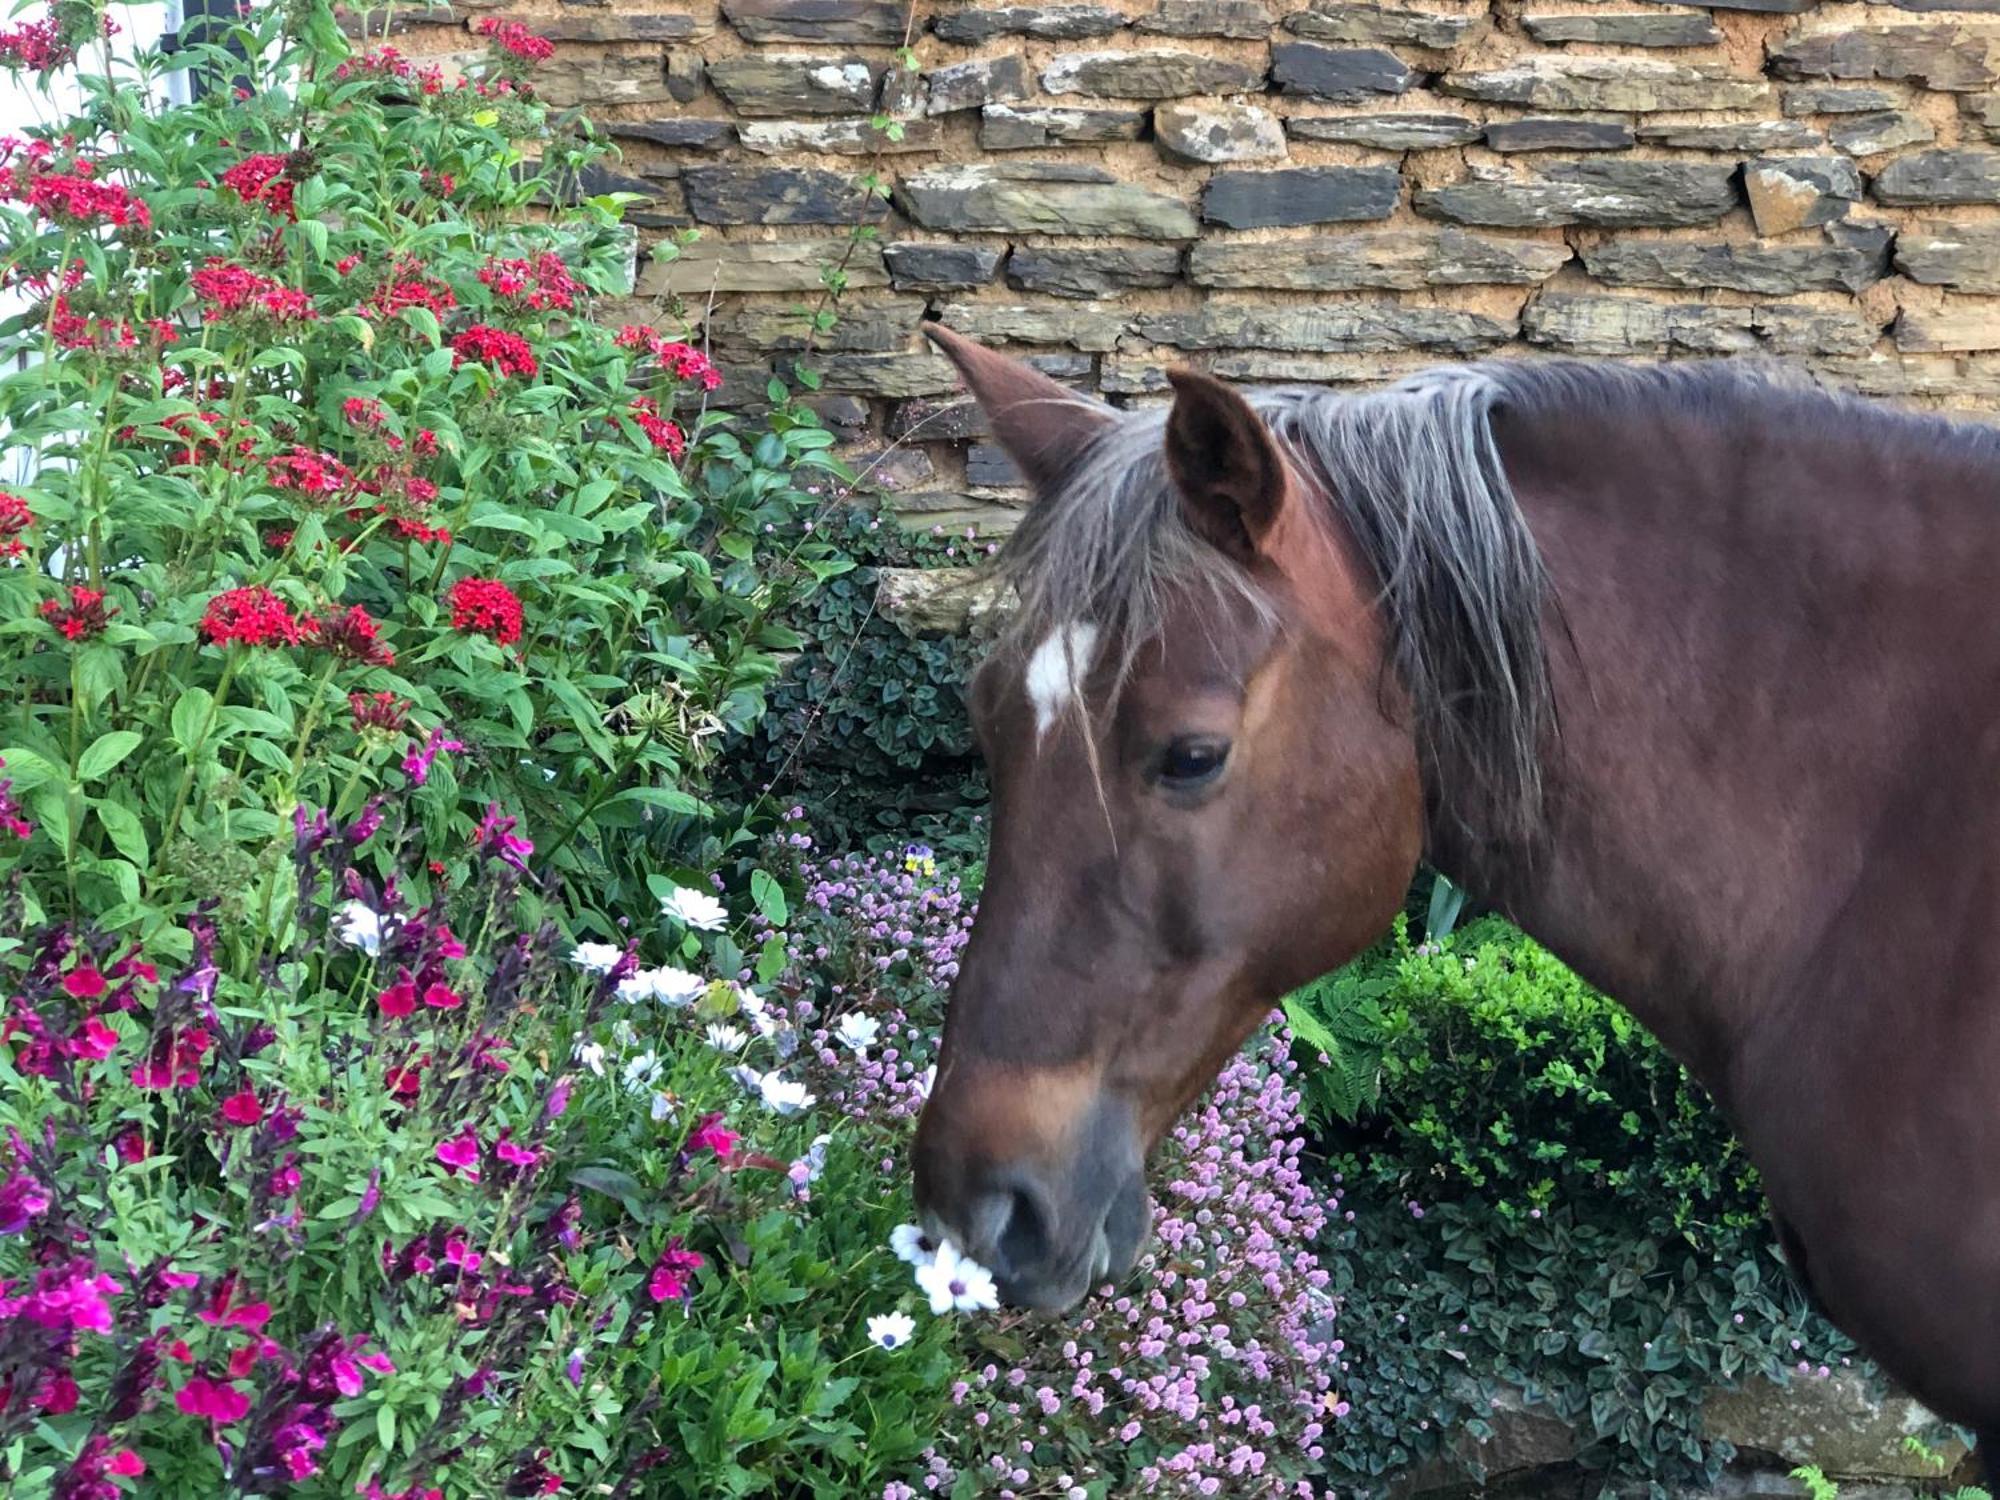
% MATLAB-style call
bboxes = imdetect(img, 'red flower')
[362,261,456,322]
[447,576,523,645]
[0,17,77,70]
[0,491,31,563]
[190,258,314,322]
[39,585,115,641]
[450,323,537,378]
[350,690,410,735]
[477,251,579,312]
[267,446,352,495]
[614,326,722,390]
[220,1087,263,1126]
[475,15,555,62]
[305,605,395,667]
[376,971,417,1018]
[201,586,303,648]
[218,153,296,219]
[8,163,150,228]
[62,965,105,999]
[176,1372,251,1424]
[197,1273,272,1331]
[131,1024,212,1089]
[343,395,387,429]
[628,397,685,458]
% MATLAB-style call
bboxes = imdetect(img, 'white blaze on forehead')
[1024,621,1100,736]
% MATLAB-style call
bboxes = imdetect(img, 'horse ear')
[923,323,1113,493]
[1164,369,1285,564]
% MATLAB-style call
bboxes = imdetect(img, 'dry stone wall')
[381,0,2000,533]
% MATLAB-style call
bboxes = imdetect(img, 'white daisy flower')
[867,1311,916,1351]
[621,1050,663,1091]
[705,1023,748,1053]
[756,1071,815,1115]
[834,1013,881,1053]
[573,1040,609,1076]
[650,1091,676,1123]
[889,1223,935,1268]
[660,885,726,931]
[915,1241,999,1316]
[334,901,384,957]
[569,941,622,974]
[650,967,706,1008]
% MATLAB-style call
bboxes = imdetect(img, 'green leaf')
[92,798,149,866]
[76,730,143,783]
[171,687,215,755]
[750,868,788,926]
[0,747,62,790]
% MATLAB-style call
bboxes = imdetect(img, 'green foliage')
[1309,918,1861,1493]
[735,508,988,846]
[0,0,849,953]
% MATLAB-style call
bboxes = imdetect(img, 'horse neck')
[1425,385,2000,1086]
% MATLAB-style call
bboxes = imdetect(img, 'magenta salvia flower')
[0,1165,51,1233]
[473,801,533,873]
[646,1237,704,1304]
[7,1258,124,1334]
[400,725,464,786]
[437,1127,482,1180]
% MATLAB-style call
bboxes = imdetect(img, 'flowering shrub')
[1309,919,1869,1491]
[0,0,850,947]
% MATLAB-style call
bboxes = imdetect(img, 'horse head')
[910,327,1428,1310]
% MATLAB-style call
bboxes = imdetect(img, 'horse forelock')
[988,361,1571,847]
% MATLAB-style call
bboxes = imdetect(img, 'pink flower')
[377,971,417,1018]
[197,1275,271,1331]
[62,964,105,998]
[400,725,464,786]
[494,1134,540,1170]
[647,1237,705,1304]
[436,1129,481,1180]
[67,1014,118,1061]
[421,981,462,1011]
[686,1112,739,1164]
[220,1087,263,1126]
[0,1168,51,1233]
[473,802,532,873]
[175,1372,251,1423]
[16,1259,124,1335]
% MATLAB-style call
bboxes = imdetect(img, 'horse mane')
[990,356,1964,847]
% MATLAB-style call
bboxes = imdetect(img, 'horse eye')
[1158,738,1229,787]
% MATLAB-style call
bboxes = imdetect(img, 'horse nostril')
[997,1188,1050,1279]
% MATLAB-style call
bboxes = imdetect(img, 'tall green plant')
[0,0,847,958]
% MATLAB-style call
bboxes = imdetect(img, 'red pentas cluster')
[200,586,303,648]
[362,257,456,322]
[39,585,115,641]
[0,491,31,563]
[0,15,75,71]
[448,576,524,645]
[190,258,316,323]
[216,152,296,220]
[305,605,395,667]
[267,445,353,498]
[451,323,537,378]
[475,15,556,63]
[629,397,685,458]
[1,153,150,230]
[477,251,580,312]
[615,324,723,391]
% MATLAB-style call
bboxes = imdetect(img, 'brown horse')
[909,325,2000,1472]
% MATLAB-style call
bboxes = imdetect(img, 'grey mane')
[992,361,1569,846]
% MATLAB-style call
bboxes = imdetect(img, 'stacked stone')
[378,0,2000,536]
